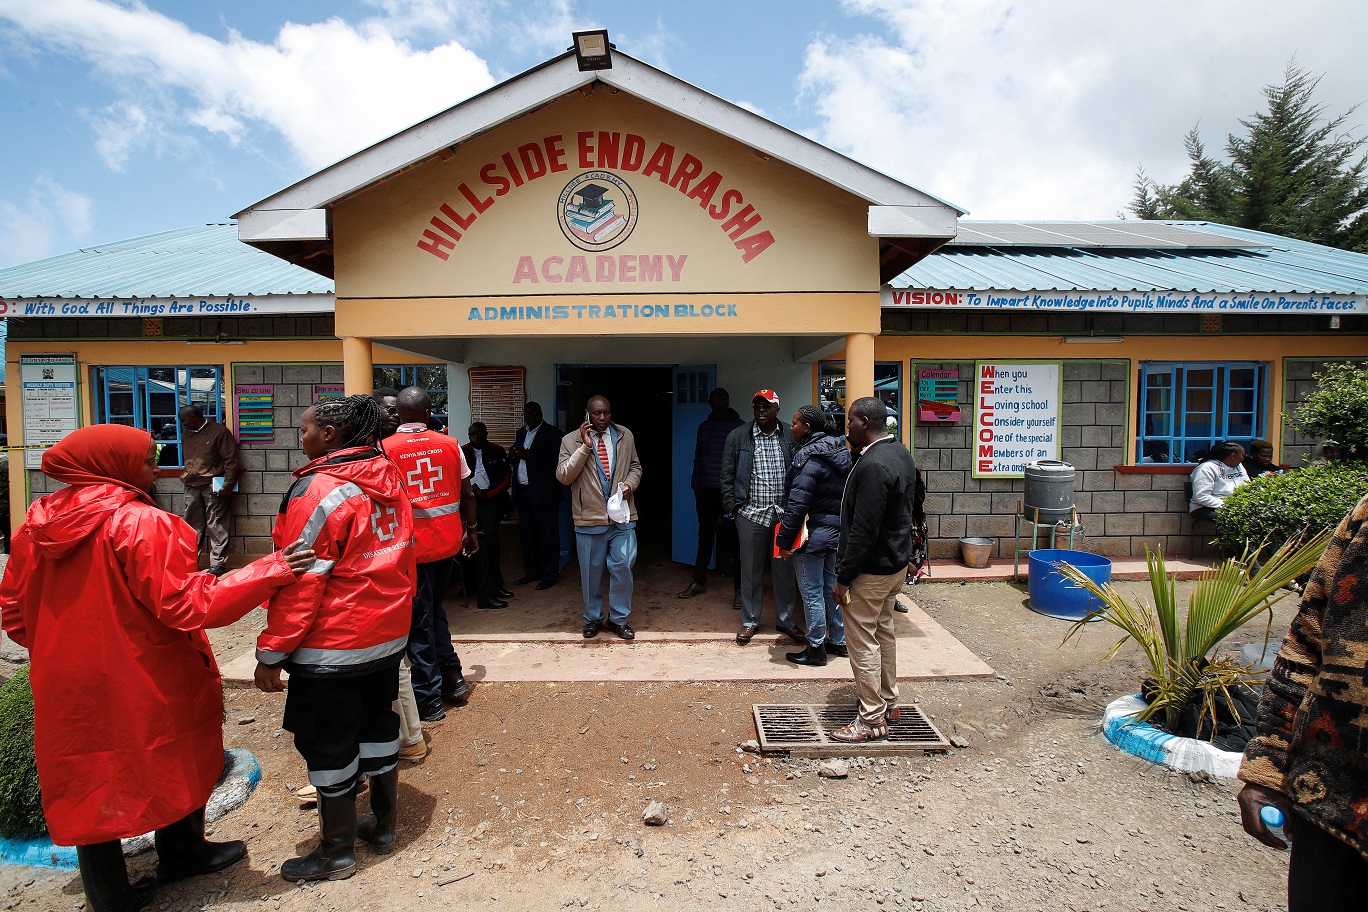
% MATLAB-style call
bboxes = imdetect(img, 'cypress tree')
[1131,64,1368,252]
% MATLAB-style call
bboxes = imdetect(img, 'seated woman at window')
[1189,441,1250,522]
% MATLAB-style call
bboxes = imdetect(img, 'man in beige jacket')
[556,395,642,640]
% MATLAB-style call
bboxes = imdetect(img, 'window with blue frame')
[92,366,225,468]
[372,365,449,425]
[1136,362,1267,464]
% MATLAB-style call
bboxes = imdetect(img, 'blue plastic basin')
[1027,549,1112,620]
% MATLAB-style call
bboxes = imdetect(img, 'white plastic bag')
[606,482,630,523]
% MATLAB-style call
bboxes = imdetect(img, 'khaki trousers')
[843,569,905,725]
[395,657,423,748]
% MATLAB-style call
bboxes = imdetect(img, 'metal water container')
[1022,460,1075,523]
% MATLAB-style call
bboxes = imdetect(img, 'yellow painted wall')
[332,90,881,337]
[334,292,880,339]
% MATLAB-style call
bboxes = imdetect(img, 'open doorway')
[555,364,674,563]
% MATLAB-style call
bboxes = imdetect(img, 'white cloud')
[0,0,510,171]
[798,0,1368,219]
[0,176,94,266]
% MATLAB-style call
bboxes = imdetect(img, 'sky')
[1,0,1366,269]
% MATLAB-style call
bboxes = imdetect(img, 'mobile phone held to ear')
[584,411,591,425]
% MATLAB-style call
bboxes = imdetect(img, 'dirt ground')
[1,575,1299,912]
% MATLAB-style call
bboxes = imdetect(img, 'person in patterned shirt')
[1238,493,1368,910]
[721,389,799,647]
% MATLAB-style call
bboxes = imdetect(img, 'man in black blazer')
[509,402,563,589]
[461,422,515,610]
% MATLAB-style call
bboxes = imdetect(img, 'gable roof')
[235,46,963,279]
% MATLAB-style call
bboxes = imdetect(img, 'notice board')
[20,354,78,469]
[235,385,275,444]
[972,361,1061,478]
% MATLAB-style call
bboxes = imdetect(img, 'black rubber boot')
[357,767,399,854]
[785,644,828,667]
[76,841,157,912]
[280,792,357,883]
[154,806,247,883]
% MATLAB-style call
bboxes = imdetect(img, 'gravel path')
[0,576,1296,911]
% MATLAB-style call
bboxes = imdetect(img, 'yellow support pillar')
[844,332,876,403]
[342,337,374,396]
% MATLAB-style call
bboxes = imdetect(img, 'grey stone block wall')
[910,358,1220,560]
[1281,358,1368,468]
[225,362,344,557]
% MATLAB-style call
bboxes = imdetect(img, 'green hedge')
[1216,463,1368,553]
[0,666,45,839]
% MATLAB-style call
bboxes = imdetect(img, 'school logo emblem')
[557,172,638,251]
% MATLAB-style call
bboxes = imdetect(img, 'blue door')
[672,365,717,564]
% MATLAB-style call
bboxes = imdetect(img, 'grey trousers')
[183,485,231,567]
[736,514,797,629]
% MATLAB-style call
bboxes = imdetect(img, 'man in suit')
[556,395,642,641]
[461,422,515,610]
[510,401,563,590]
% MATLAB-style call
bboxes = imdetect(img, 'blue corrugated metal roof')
[0,224,333,298]
[891,221,1368,295]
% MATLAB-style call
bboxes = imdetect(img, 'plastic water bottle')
[1260,806,1290,848]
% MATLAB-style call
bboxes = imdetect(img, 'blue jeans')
[576,522,637,626]
[791,550,843,648]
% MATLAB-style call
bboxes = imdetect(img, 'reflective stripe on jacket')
[258,446,415,675]
[382,429,469,562]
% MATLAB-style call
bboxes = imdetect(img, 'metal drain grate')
[752,703,952,757]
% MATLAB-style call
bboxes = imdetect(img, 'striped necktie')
[596,433,611,479]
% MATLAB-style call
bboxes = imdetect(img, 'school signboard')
[972,361,1062,478]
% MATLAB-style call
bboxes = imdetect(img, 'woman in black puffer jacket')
[775,405,853,667]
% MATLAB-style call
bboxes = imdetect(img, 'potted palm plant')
[1058,530,1331,739]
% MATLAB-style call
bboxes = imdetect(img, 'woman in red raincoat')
[0,424,314,912]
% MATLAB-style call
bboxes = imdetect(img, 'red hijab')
[42,424,155,500]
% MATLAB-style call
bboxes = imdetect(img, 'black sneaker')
[418,702,446,722]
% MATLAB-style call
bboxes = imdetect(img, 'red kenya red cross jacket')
[381,425,468,562]
[257,446,416,675]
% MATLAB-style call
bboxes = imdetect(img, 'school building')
[3,37,1367,562]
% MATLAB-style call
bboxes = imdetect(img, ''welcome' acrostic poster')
[972,362,1061,478]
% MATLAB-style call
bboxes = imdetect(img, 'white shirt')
[517,424,540,486]
[860,434,894,455]
[471,447,490,490]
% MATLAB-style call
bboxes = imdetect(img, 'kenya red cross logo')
[406,457,444,496]
[371,504,399,542]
